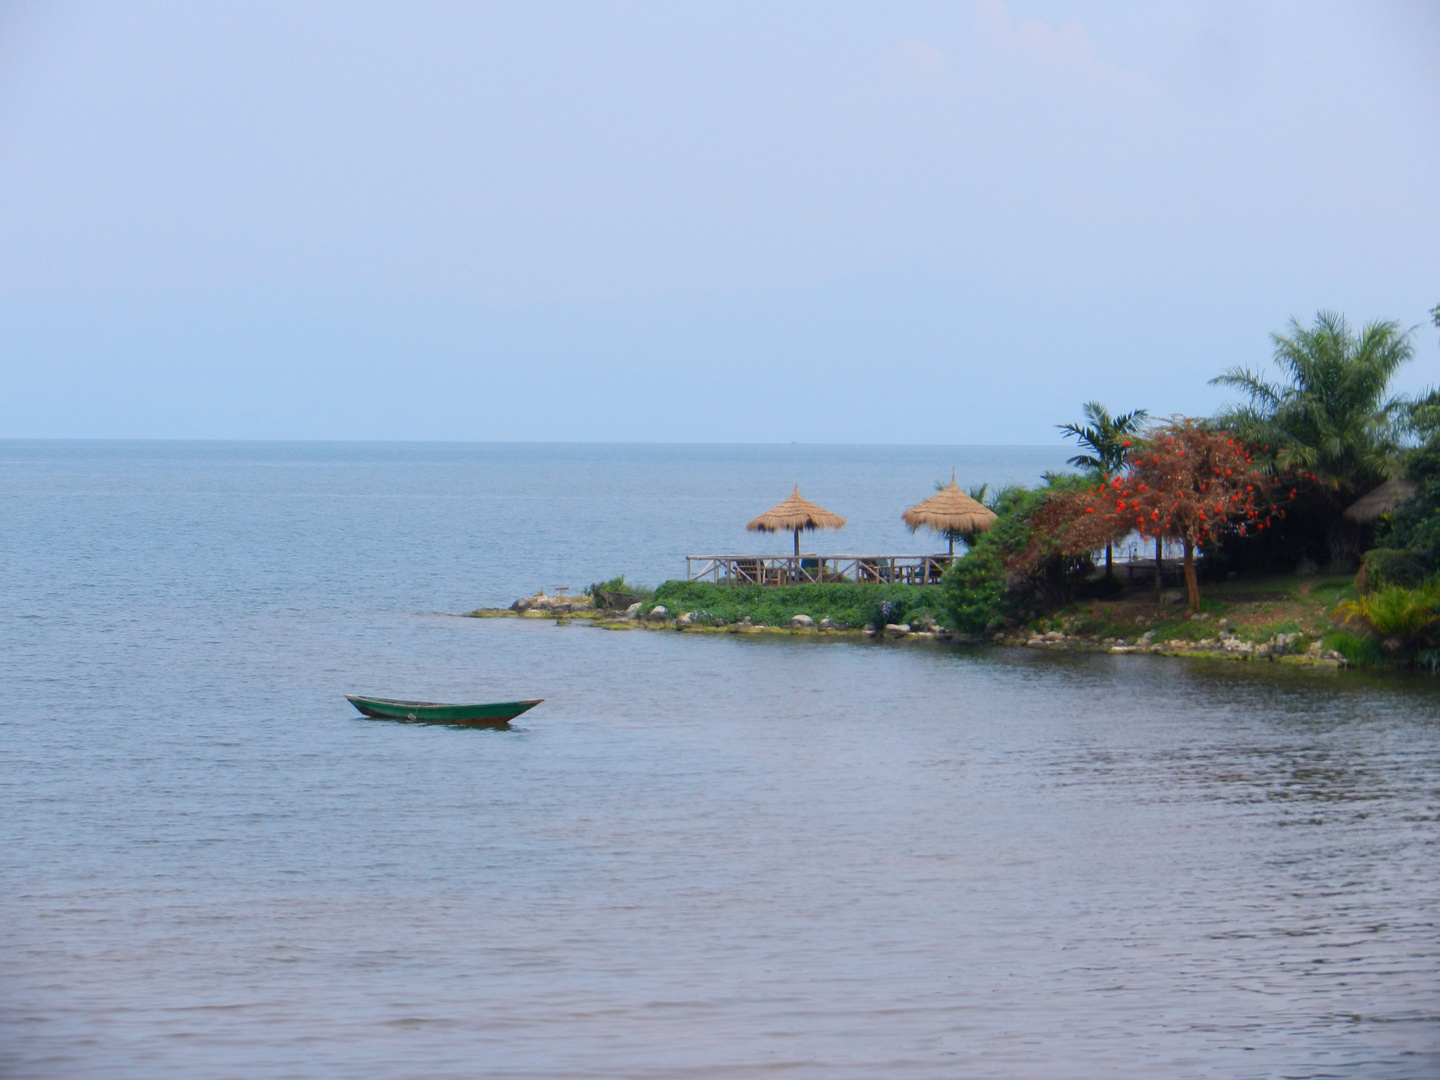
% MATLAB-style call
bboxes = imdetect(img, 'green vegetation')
[646,580,947,630]
[938,475,1109,632]
[1321,628,1393,668]
[1334,581,1440,661]
[573,306,1440,671]
[585,574,652,605]
[1058,402,1149,475]
[1057,401,1147,579]
[1211,310,1415,567]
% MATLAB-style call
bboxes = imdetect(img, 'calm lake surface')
[2,441,1438,1079]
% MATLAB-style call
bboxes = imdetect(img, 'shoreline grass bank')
[462,571,1424,669]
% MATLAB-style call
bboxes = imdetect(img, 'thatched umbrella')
[748,485,847,556]
[902,476,997,555]
[1344,478,1417,523]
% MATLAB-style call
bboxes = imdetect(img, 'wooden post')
[1183,535,1200,612]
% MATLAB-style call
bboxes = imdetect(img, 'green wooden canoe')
[345,695,543,724]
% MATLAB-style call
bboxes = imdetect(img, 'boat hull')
[345,695,543,725]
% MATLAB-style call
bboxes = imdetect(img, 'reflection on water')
[2,443,1438,1079]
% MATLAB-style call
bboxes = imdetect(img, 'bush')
[648,580,946,629]
[1376,437,1440,574]
[1333,579,1440,662]
[937,477,1099,632]
[586,575,651,608]
[866,595,911,630]
[1321,628,1392,667]
[1356,548,1429,591]
[940,550,1008,633]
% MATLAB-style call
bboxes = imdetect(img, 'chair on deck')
[857,558,891,584]
[732,558,763,585]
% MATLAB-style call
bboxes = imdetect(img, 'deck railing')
[685,554,954,587]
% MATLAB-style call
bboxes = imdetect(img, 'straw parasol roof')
[748,486,847,555]
[1344,478,1417,523]
[902,476,997,554]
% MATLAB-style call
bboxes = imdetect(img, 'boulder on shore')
[791,614,815,629]
[646,605,669,622]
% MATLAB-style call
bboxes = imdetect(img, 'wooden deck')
[686,554,954,587]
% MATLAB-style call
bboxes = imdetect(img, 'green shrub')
[865,595,912,630]
[1332,580,1440,662]
[937,478,1097,632]
[586,575,651,607]
[648,580,946,629]
[1357,548,1429,591]
[1322,628,1392,668]
[940,550,1009,633]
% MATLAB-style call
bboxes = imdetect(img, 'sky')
[0,0,1436,442]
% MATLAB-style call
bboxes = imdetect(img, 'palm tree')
[1058,402,1148,579]
[1210,311,1415,568]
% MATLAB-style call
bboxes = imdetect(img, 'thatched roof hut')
[1344,478,1417,523]
[748,486,847,556]
[902,477,997,554]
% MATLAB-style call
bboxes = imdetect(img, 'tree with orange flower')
[1098,420,1276,611]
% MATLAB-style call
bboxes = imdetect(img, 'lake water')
[2,441,1438,1079]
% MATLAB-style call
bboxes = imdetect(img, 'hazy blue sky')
[0,1,1436,441]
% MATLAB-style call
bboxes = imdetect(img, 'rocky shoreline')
[465,591,1349,667]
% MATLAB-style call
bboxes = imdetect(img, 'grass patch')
[1321,628,1394,668]
[1235,617,1306,643]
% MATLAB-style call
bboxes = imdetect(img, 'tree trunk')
[1105,542,1113,580]
[1155,536,1164,598]
[1183,536,1200,612]
[1324,514,1361,571]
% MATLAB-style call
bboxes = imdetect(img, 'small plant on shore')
[586,575,651,607]
[1333,580,1440,661]
[867,596,911,630]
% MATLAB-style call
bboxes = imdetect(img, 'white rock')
[1044,630,1065,641]
[624,602,642,618]
[884,623,911,636]
[791,614,815,628]
[675,612,694,627]
[646,605,669,622]
[819,617,837,630]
